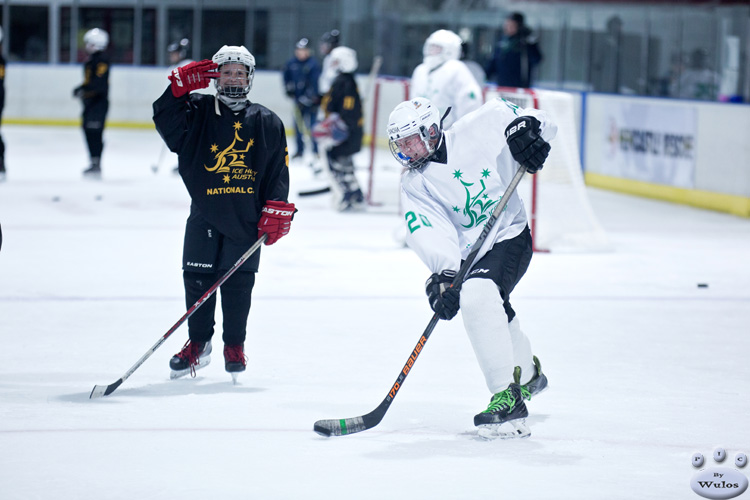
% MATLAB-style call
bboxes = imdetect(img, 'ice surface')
[1,125,749,499]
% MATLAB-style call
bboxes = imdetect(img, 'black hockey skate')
[224,344,247,385]
[514,355,549,401]
[474,383,530,439]
[339,188,365,212]
[169,340,211,379]
[82,158,102,179]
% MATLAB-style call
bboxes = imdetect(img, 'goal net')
[364,78,610,252]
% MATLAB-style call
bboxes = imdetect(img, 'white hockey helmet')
[387,97,442,169]
[422,29,462,69]
[84,28,109,53]
[212,45,256,98]
[328,46,358,74]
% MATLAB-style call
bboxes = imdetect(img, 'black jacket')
[485,29,542,88]
[153,88,290,244]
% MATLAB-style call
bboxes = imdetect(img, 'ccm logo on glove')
[258,200,297,245]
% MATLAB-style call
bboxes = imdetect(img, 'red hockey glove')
[169,60,218,98]
[258,200,297,245]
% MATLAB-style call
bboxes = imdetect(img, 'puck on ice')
[697,283,708,288]
[52,196,60,202]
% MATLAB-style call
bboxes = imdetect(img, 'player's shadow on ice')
[60,379,267,402]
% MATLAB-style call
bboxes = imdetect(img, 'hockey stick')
[313,165,527,436]
[89,234,268,399]
[298,186,331,197]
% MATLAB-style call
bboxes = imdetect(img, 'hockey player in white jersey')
[387,96,554,438]
[410,30,482,130]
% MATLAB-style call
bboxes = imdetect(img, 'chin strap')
[439,107,452,128]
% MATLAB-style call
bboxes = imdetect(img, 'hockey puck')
[95,195,103,201]
[52,196,61,202]
[697,283,709,288]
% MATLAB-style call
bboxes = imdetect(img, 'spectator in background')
[0,27,6,181]
[283,38,321,161]
[73,28,110,179]
[672,49,719,101]
[485,12,542,88]
[591,16,623,93]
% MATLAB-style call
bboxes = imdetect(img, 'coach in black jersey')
[73,28,110,179]
[153,45,295,381]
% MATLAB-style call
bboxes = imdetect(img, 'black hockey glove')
[504,116,551,174]
[425,270,461,320]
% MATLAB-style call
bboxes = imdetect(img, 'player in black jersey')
[0,27,6,181]
[73,28,110,179]
[316,46,364,211]
[153,45,295,382]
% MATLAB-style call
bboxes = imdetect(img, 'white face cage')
[212,45,256,98]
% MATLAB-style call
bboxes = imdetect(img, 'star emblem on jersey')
[453,169,463,179]
[203,122,257,184]
[457,177,499,229]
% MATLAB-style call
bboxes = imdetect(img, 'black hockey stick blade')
[90,379,123,399]
[314,413,377,437]
[297,186,331,197]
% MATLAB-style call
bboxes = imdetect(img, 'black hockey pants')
[82,98,108,159]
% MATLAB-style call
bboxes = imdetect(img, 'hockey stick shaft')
[314,166,527,436]
[89,234,267,398]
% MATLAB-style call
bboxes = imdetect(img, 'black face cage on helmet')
[216,64,254,98]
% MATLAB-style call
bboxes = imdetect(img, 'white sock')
[508,317,535,385]
[460,279,514,394]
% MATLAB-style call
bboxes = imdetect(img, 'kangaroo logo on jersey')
[450,169,500,229]
[205,121,257,187]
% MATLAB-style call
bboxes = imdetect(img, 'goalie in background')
[410,29,482,130]
[313,46,364,212]
[387,96,555,438]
